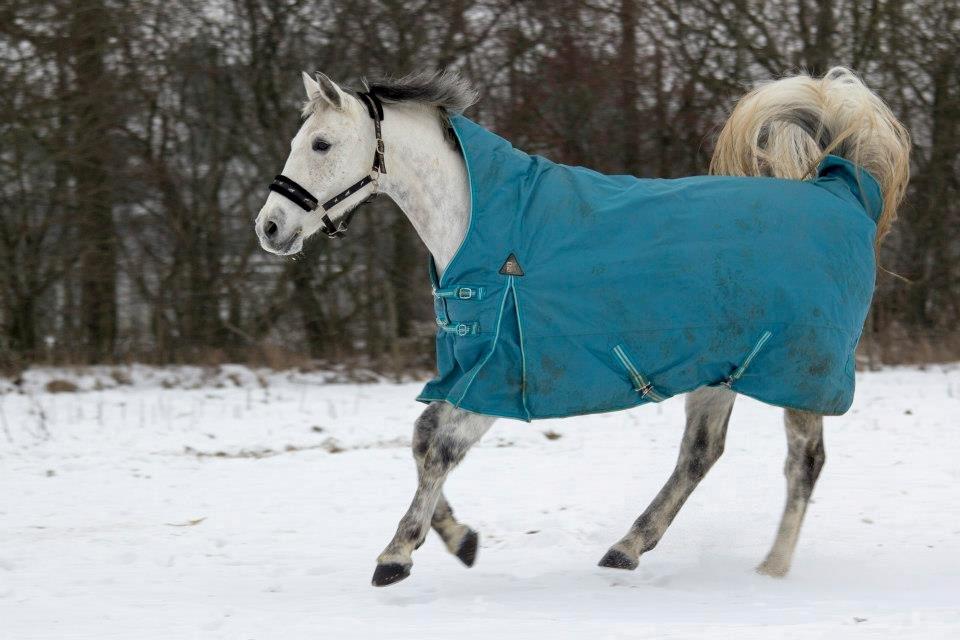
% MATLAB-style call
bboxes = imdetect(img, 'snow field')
[1,365,958,639]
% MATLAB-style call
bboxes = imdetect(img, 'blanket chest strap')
[432,284,484,335]
[438,321,480,337]
[433,285,486,301]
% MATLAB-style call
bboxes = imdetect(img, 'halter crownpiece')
[267,90,386,239]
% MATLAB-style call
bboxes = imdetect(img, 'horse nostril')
[264,220,279,239]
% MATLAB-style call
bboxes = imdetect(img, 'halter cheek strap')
[267,90,386,239]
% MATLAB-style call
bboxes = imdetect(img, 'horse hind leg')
[372,402,494,587]
[757,408,825,577]
[599,385,736,570]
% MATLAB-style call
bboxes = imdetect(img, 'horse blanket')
[417,114,883,421]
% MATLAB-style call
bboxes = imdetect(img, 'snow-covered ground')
[1,364,959,639]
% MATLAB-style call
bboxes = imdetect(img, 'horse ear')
[302,71,321,100]
[312,71,346,110]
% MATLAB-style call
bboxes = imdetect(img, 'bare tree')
[0,0,957,369]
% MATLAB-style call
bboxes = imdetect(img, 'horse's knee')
[425,432,468,472]
[413,403,443,462]
[416,405,491,474]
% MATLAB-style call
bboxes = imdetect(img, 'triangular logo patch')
[498,252,525,276]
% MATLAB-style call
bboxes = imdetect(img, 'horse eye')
[312,137,331,153]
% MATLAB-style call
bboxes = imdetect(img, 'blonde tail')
[710,67,911,246]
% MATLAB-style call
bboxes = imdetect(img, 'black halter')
[268,91,386,239]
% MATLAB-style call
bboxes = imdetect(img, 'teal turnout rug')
[418,114,882,421]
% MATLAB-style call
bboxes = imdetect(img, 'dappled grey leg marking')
[756,408,825,577]
[411,403,479,565]
[372,402,494,587]
[431,495,479,567]
[599,386,736,570]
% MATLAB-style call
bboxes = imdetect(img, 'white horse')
[255,69,909,587]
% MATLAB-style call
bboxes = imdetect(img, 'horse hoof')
[755,559,789,578]
[598,548,639,570]
[371,563,411,587]
[456,529,479,567]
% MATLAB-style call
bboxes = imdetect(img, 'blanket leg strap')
[722,330,774,388]
[613,344,667,402]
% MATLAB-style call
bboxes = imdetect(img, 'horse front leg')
[412,403,482,566]
[599,385,736,570]
[372,403,494,587]
[430,494,480,567]
[756,408,825,577]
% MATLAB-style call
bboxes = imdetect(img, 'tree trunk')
[618,0,641,174]
[69,0,117,362]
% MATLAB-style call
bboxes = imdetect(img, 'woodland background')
[1,0,957,374]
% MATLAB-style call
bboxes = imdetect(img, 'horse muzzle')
[256,209,303,255]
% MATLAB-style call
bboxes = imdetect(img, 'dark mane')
[362,70,478,114]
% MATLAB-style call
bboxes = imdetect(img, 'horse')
[254,68,910,587]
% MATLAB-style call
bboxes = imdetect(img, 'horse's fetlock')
[401,523,424,544]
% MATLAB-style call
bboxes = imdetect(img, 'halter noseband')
[268,91,386,239]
